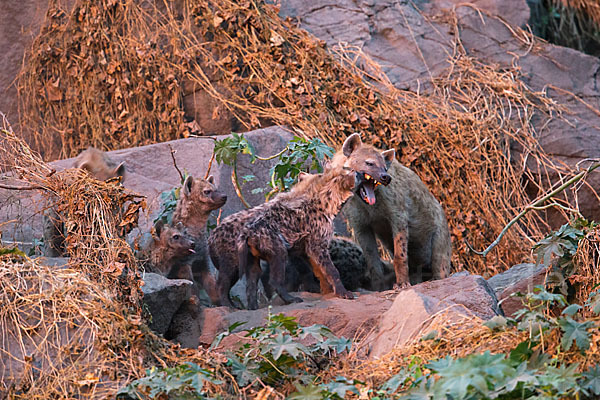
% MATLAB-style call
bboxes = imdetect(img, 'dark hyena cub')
[334,133,451,289]
[171,175,227,303]
[149,220,197,277]
[43,147,126,257]
[236,166,357,310]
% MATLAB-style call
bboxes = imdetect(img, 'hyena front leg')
[306,243,354,299]
[392,228,410,289]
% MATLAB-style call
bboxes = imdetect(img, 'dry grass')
[545,0,600,55]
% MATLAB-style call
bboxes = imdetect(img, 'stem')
[254,146,288,161]
[0,183,42,190]
[167,144,184,184]
[470,162,600,257]
[231,160,251,208]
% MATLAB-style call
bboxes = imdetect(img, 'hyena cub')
[149,220,197,277]
[236,166,357,310]
[171,175,227,303]
[43,147,125,257]
[335,133,451,289]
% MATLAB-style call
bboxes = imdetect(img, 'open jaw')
[357,173,383,205]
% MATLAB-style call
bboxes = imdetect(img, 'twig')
[254,146,288,161]
[231,160,251,208]
[470,162,600,257]
[204,150,216,179]
[0,182,43,191]
[167,144,184,184]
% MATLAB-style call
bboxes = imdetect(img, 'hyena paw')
[336,288,355,300]
[291,296,304,303]
[393,282,411,290]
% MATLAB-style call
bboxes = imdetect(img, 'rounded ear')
[342,133,362,157]
[114,162,126,178]
[77,161,91,172]
[298,172,311,182]
[175,221,184,231]
[321,159,331,171]
[207,175,215,184]
[154,220,165,237]
[183,175,194,196]
[381,149,396,169]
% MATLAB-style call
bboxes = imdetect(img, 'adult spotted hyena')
[335,133,451,289]
[171,175,227,303]
[43,147,125,257]
[236,166,357,310]
[207,171,319,307]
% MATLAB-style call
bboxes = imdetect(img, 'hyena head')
[155,220,196,262]
[334,133,395,206]
[181,175,228,212]
[308,165,357,214]
[74,147,126,182]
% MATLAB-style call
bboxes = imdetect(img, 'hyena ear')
[78,161,93,173]
[342,133,362,157]
[183,175,194,196]
[207,175,215,185]
[113,162,126,178]
[154,220,165,237]
[175,221,185,231]
[298,172,311,182]
[381,149,396,169]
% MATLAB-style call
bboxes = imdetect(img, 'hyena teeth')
[364,173,372,180]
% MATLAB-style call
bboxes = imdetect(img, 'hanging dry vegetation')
[18,0,582,275]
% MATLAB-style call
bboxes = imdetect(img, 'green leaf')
[323,377,360,398]
[559,316,594,351]
[561,304,582,316]
[265,333,303,360]
[287,383,324,400]
[0,247,26,257]
[582,365,600,395]
[483,315,508,331]
[228,355,259,387]
[420,330,438,341]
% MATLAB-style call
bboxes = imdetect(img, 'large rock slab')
[198,275,501,357]
[365,275,501,359]
[141,272,193,335]
[199,291,395,349]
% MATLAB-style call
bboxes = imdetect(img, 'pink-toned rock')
[487,263,548,317]
[365,274,501,359]
[199,291,395,350]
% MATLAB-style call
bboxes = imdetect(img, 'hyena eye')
[203,189,212,195]
[365,161,375,167]
[173,234,180,240]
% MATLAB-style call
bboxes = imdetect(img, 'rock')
[199,291,395,349]
[277,0,600,225]
[33,256,70,268]
[141,273,193,335]
[366,275,502,359]
[198,275,500,355]
[487,263,548,317]
[165,295,203,349]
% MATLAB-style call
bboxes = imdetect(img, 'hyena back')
[335,133,451,289]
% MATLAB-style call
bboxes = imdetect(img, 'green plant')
[116,362,222,400]
[211,134,334,205]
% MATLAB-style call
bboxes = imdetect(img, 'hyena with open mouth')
[333,133,451,290]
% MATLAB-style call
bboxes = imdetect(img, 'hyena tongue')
[360,181,377,205]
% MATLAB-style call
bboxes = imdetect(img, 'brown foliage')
[18,0,583,277]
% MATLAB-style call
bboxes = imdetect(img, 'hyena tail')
[237,235,250,278]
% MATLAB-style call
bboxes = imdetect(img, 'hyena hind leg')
[430,230,451,280]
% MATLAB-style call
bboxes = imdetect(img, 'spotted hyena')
[207,171,319,307]
[235,165,357,310]
[334,133,451,289]
[171,175,227,303]
[43,147,126,257]
[149,220,197,277]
